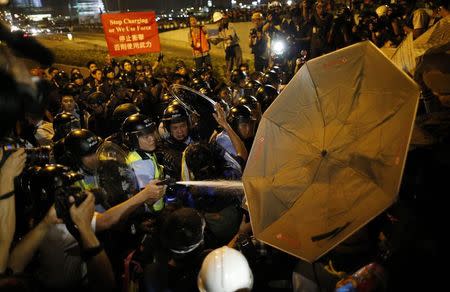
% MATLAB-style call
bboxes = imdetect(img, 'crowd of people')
[0,0,449,291]
[187,0,447,79]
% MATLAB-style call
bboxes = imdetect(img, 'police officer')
[226,105,256,153]
[122,113,165,211]
[52,112,81,142]
[105,103,140,146]
[63,129,101,190]
[160,103,196,179]
[122,115,163,182]
[255,84,279,112]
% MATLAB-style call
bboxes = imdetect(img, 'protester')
[1,2,447,290]
[210,11,243,77]
[188,15,212,69]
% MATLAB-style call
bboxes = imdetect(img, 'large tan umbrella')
[242,41,420,263]
[391,16,450,75]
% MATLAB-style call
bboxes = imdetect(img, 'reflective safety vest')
[76,172,97,191]
[189,26,210,57]
[126,150,164,212]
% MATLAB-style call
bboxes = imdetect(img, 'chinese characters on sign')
[101,11,161,57]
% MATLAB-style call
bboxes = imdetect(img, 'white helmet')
[198,246,253,292]
[376,5,388,17]
[251,12,263,20]
[213,11,224,23]
[268,1,282,9]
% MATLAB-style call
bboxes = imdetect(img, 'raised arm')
[0,149,26,273]
[213,103,248,161]
[8,205,62,273]
[69,191,115,291]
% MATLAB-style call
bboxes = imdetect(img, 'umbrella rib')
[323,79,362,150]
[264,116,321,153]
[326,154,390,209]
[285,155,324,208]
[260,157,324,233]
[330,97,405,153]
[306,62,326,149]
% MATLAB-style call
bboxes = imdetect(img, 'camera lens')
[24,146,51,165]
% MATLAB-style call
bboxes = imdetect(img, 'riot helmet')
[121,113,157,150]
[112,103,140,130]
[162,102,190,132]
[53,70,69,88]
[53,112,81,141]
[161,207,205,256]
[255,84,279,112]
[61,82,79,97]
[230,69,247,87]
[64,129,102,166]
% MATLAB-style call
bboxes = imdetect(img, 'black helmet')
[237,95,259,111]
[132,58,143,67]
[103,66,115,76]
[53,112,81,141]
[271,65,282,75]
[264,69,281,87]
[191,77,208,91]
[243,79,262,96]
[161,207,205,254]
[71,72,84,82]
[198,87,212,97]
[160,92,173,103]
[121,113,157,150]
[112,103,140,129]
[250,71,265,83]
[162,103,189,131]
[61,82,78,96]
[230,69,247,86]
[227,105,253,128]
[86,91,108,105]
[119,72,134,86]
[54,71,70,88]
[255,84,278,112]
[64,129,101,161]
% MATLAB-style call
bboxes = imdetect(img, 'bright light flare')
[272,40,285,55]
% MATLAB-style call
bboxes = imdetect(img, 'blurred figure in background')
[188,15,212,69]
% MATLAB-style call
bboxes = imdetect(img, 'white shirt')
[35,215,97,289]
[35,120,54,146]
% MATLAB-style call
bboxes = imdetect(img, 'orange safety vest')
[190,26,210,54]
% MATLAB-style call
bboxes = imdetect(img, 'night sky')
[42,0,206,13]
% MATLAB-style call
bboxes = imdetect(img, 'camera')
[15,164,87,239]
[250,28,257,38]
[1,137,51,166]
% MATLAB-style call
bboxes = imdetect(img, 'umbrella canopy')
[391,16,450,75]
[243,41,420,263]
